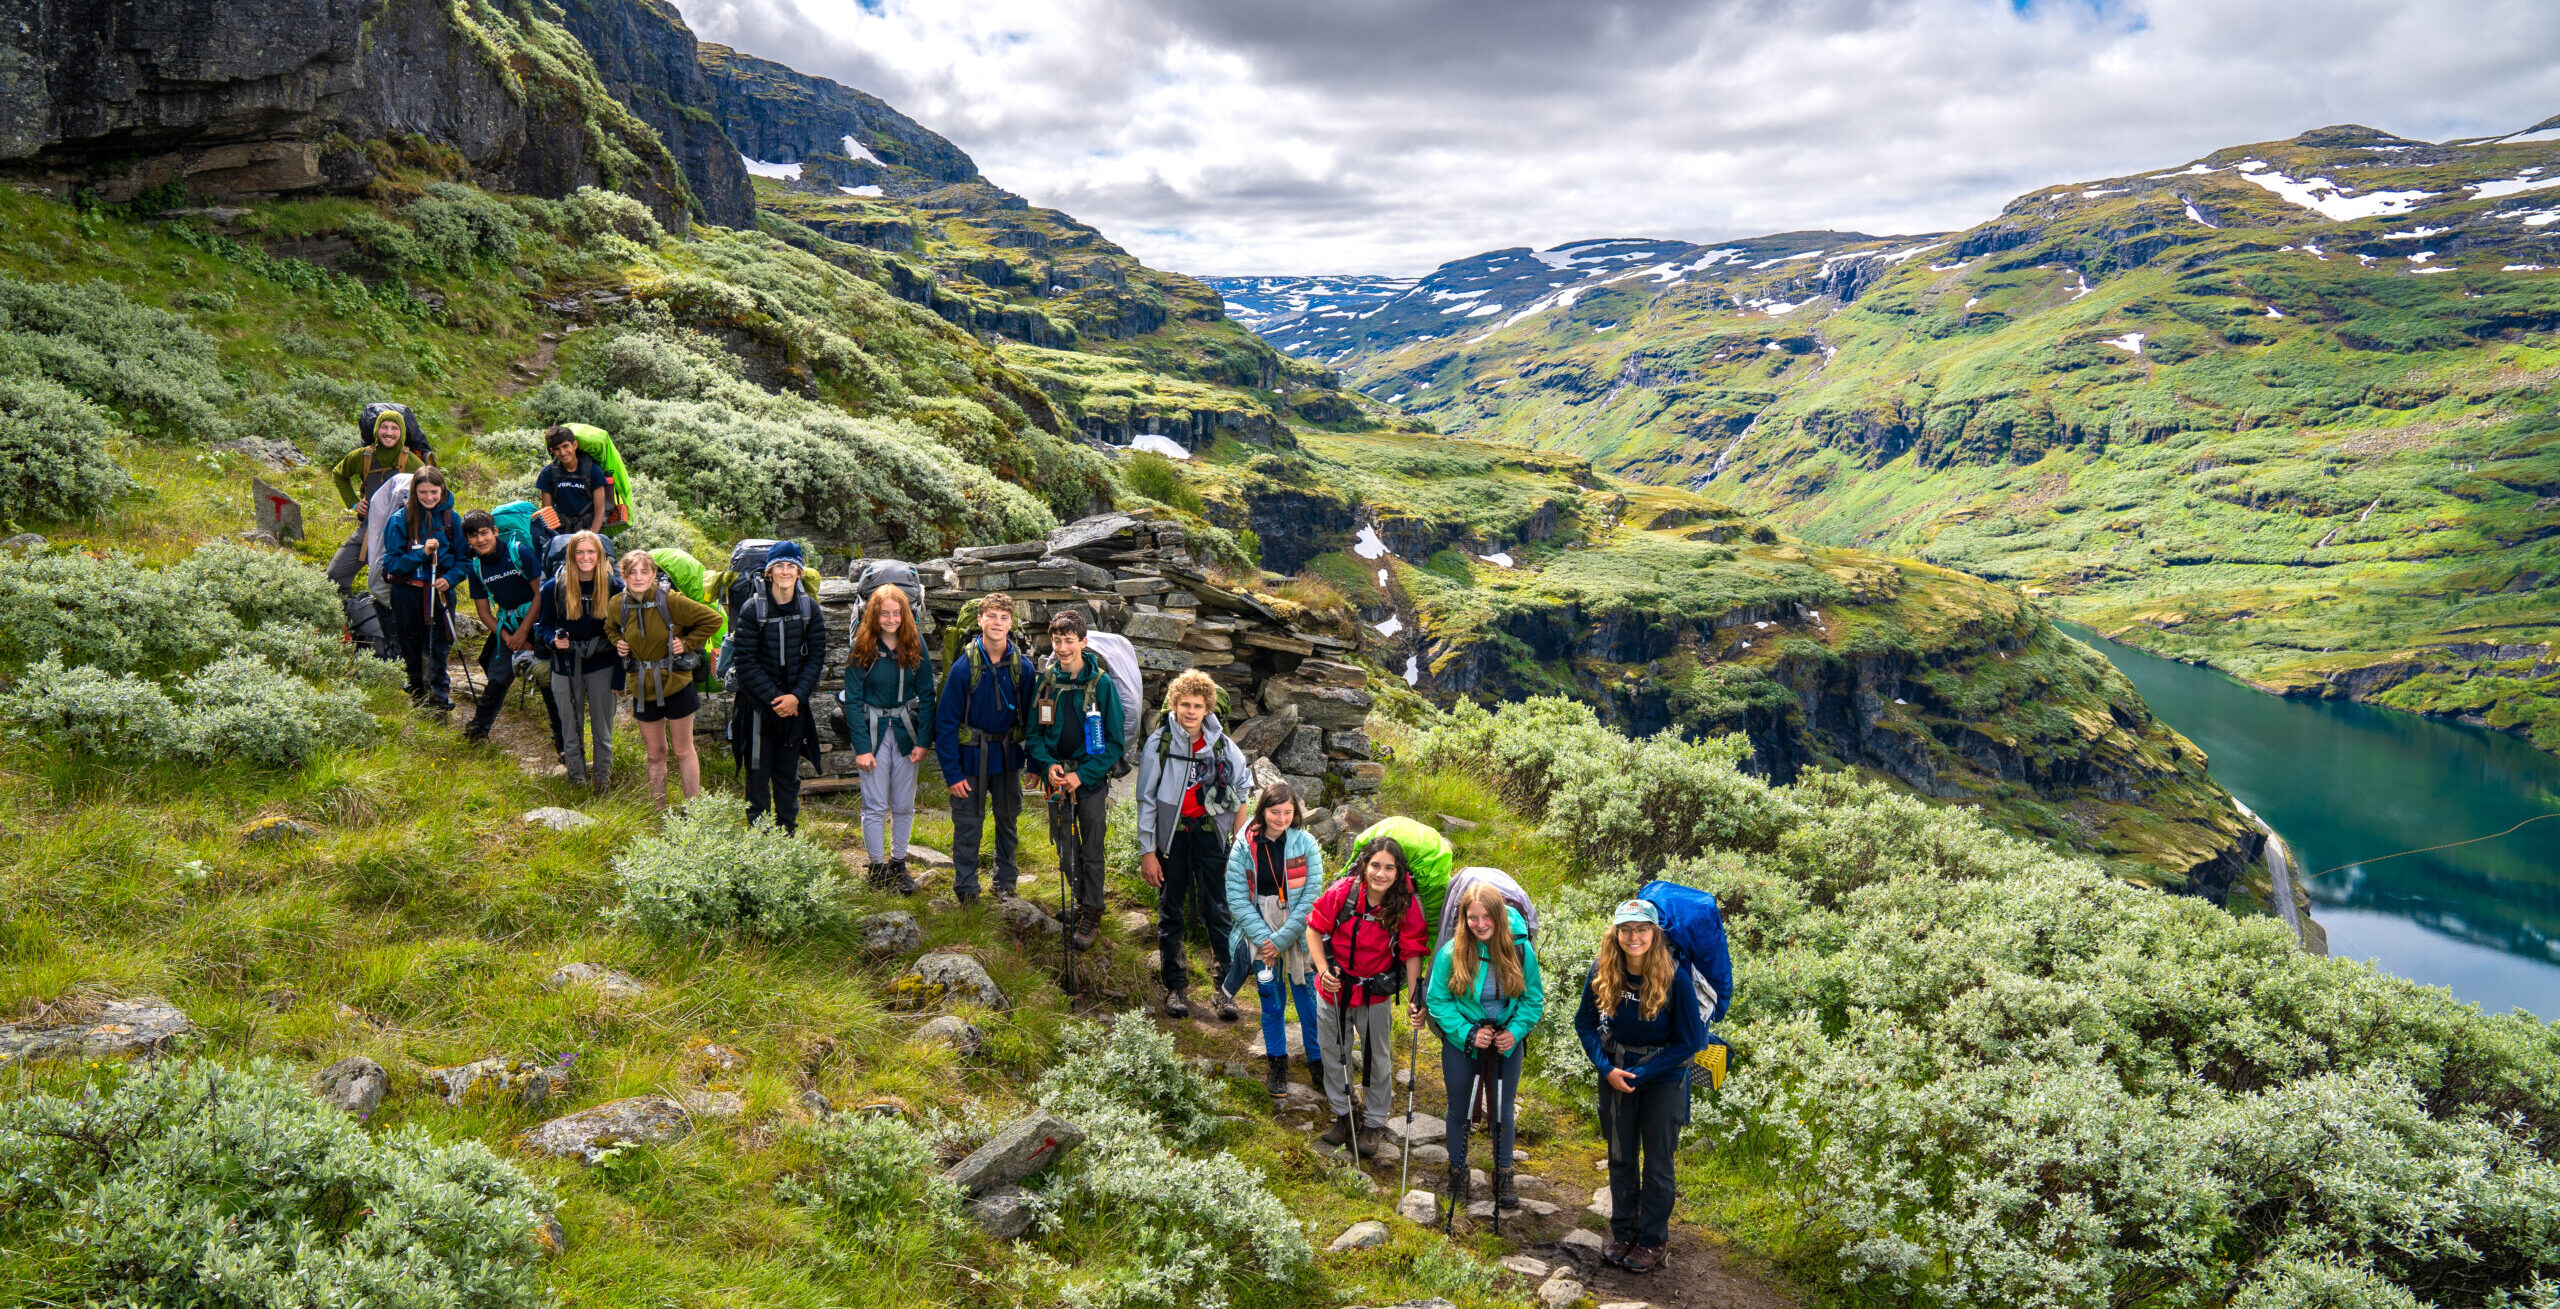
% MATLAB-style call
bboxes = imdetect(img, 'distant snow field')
[1479,551,1514,568]
[1351,527,1391,561]
[741,156,801,180]
[2234,162,2432,221]
[1129,434,1190,460]
[839,185,882,197]
[2102,332,2147,354]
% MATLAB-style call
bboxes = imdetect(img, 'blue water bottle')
[1083,700,1105,756]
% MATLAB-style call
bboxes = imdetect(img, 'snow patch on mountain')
[2234,163,2433,221]
[742,156,801,180]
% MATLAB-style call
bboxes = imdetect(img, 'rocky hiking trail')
[1141,999,1798,1309]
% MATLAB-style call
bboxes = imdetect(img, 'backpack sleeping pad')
[1350,815,1455,932]
[1433,865,1536,958]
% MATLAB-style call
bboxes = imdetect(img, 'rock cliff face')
[549,0,755,228]
[0,0,691,226]
[696,43,980,193]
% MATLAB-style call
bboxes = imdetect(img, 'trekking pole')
[1399,1008,1418,1201]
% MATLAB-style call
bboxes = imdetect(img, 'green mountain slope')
[1285,121,2560,752]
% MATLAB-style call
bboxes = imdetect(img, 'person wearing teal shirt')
[1424,881,1544,1213]
[1025,608,1123,950]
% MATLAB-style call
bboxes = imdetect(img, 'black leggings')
[1441,1039,1522,1170]
[1599,1072,1687,1247]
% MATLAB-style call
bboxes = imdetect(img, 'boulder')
[1398,1188,1437,1223]
[251,476,305,545]
[544,963,646,999]
[1327,1219,1391,1253]
[945,1110,1086,1195]
[1326,729,1374,759]
[312,1056,387,1119]
[1134,644,1195,673]
[1339,762,1385,794]
[524,807,594,831]
[798,1089,833,1117]
[241,816,316,843]
[1041,556,1116,590]
[1260,677,1373,729]
[905,845,954,868]
[1118,909,1152,936]
[997,895,1063,938]
[1230,707,1300,762]
[1537,1275,1586,1308]
[0,997,191,1062]
[425,1055,574,1108]
[1275,725,1328,777]
[521,1094,691,1164]
[1407,1143,1449,1167]
[855,911,925,955]
[918,1015,985,1056]
[905,952,1008,1009]
[967,1184,1038,1239]
[1,533,47,550]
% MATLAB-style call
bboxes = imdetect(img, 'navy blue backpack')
[1634,880,1735,1028]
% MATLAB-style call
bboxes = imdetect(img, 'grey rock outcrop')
[548,0,755,227]
[312,1055,387,1119]
[425,1054,575,1108]
[696,42,980,194]
[966,1184,1038,1239]
[905,951,1007,1009]
[521,1094,691,1164]
[0,997,190,1062]
[0,0,688,226]
[855,911,925,955]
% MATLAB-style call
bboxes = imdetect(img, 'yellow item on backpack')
[1695,1038,1729,1091]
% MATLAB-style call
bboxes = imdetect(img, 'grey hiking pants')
[1315,993,1396,1128]
[859,745,919,862]
[552,663,616,782]
[326,523,368,593]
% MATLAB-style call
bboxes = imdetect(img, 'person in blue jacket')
[1222,780,1325,1099]
[932,593,1034,904]
[1573,898,1706,1276]
[378,468,468,714]
[1426,881,1544,1213]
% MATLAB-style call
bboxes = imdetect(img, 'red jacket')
[1307,875,1425,1007]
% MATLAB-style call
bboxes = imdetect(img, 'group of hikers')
[320,403,1727,1273]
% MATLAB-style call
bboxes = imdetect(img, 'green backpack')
[1350,816,1456,932]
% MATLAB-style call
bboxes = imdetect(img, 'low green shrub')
[564,185,664,246]
[0,1058,554,1308]
[1034,1012,1311,1309]
[0,541,341,675]
[784,1111,968,1238]
[177,653,374,768]
[0,273,232,439]
[405,183,531,270]
[1121,451,1202,514]
[0,654,181,760]
[0,376,136,522]
[610,791,847,939]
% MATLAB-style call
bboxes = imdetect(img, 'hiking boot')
[1600,1238,1633,1268]
[1265,1056,1289,1098]
[1445,1163,1472,1205]
[887,858,919,895]
[1317,1117,1352,1149]
[1304,1056,1324,1089]
[1212,988,1239,1022]
[1068,913,1100,952]
[1493,1168,1519,1210]
[1356,1126,1390,1158]
[1622,1244,1665,1274]
[460,723,490,743]
[1163,990,1190,1020]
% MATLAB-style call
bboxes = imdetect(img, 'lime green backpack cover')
[564,423,635,533]
[1350,815,1455,932]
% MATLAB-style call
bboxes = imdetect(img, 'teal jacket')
[1024,655,1124,789]
[1424,906,1544,1047]
[840,650,937,755]
[1224,824,1325,959]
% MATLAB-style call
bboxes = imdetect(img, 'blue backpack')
[1634,880,1734,1028]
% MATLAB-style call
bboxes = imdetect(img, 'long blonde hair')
[559,531,610,622]
[1591,921,1674,1021]
[1445,882,1525,1002]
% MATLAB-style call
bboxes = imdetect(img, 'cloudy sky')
[673,0,2560,276]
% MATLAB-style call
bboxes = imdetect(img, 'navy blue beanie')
[765,540,805,567]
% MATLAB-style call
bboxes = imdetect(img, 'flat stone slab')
[524,807,594,831]
[905,845,953,867]
[1588,1188,1612,1217]
[1383,1112,1445,1144]
[521,1094,690,1164]
[1501,1254,1551,1278]
[0,998,190,1062]
[544,963,645,999]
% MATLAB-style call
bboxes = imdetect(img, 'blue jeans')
[1252,964,1323,1066]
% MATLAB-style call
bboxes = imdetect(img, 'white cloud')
[674,0,2560,274]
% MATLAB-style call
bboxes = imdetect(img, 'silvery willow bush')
[611,792,847,939]
[0,1058,554,1308]
[1419,699,2560,1309]
[1033,1012,1311,1309]
[0,376,136,522]
[784,1111,967,1239]
[0,273,232,439]
[176,653,374,768]
[0,655,179,760]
